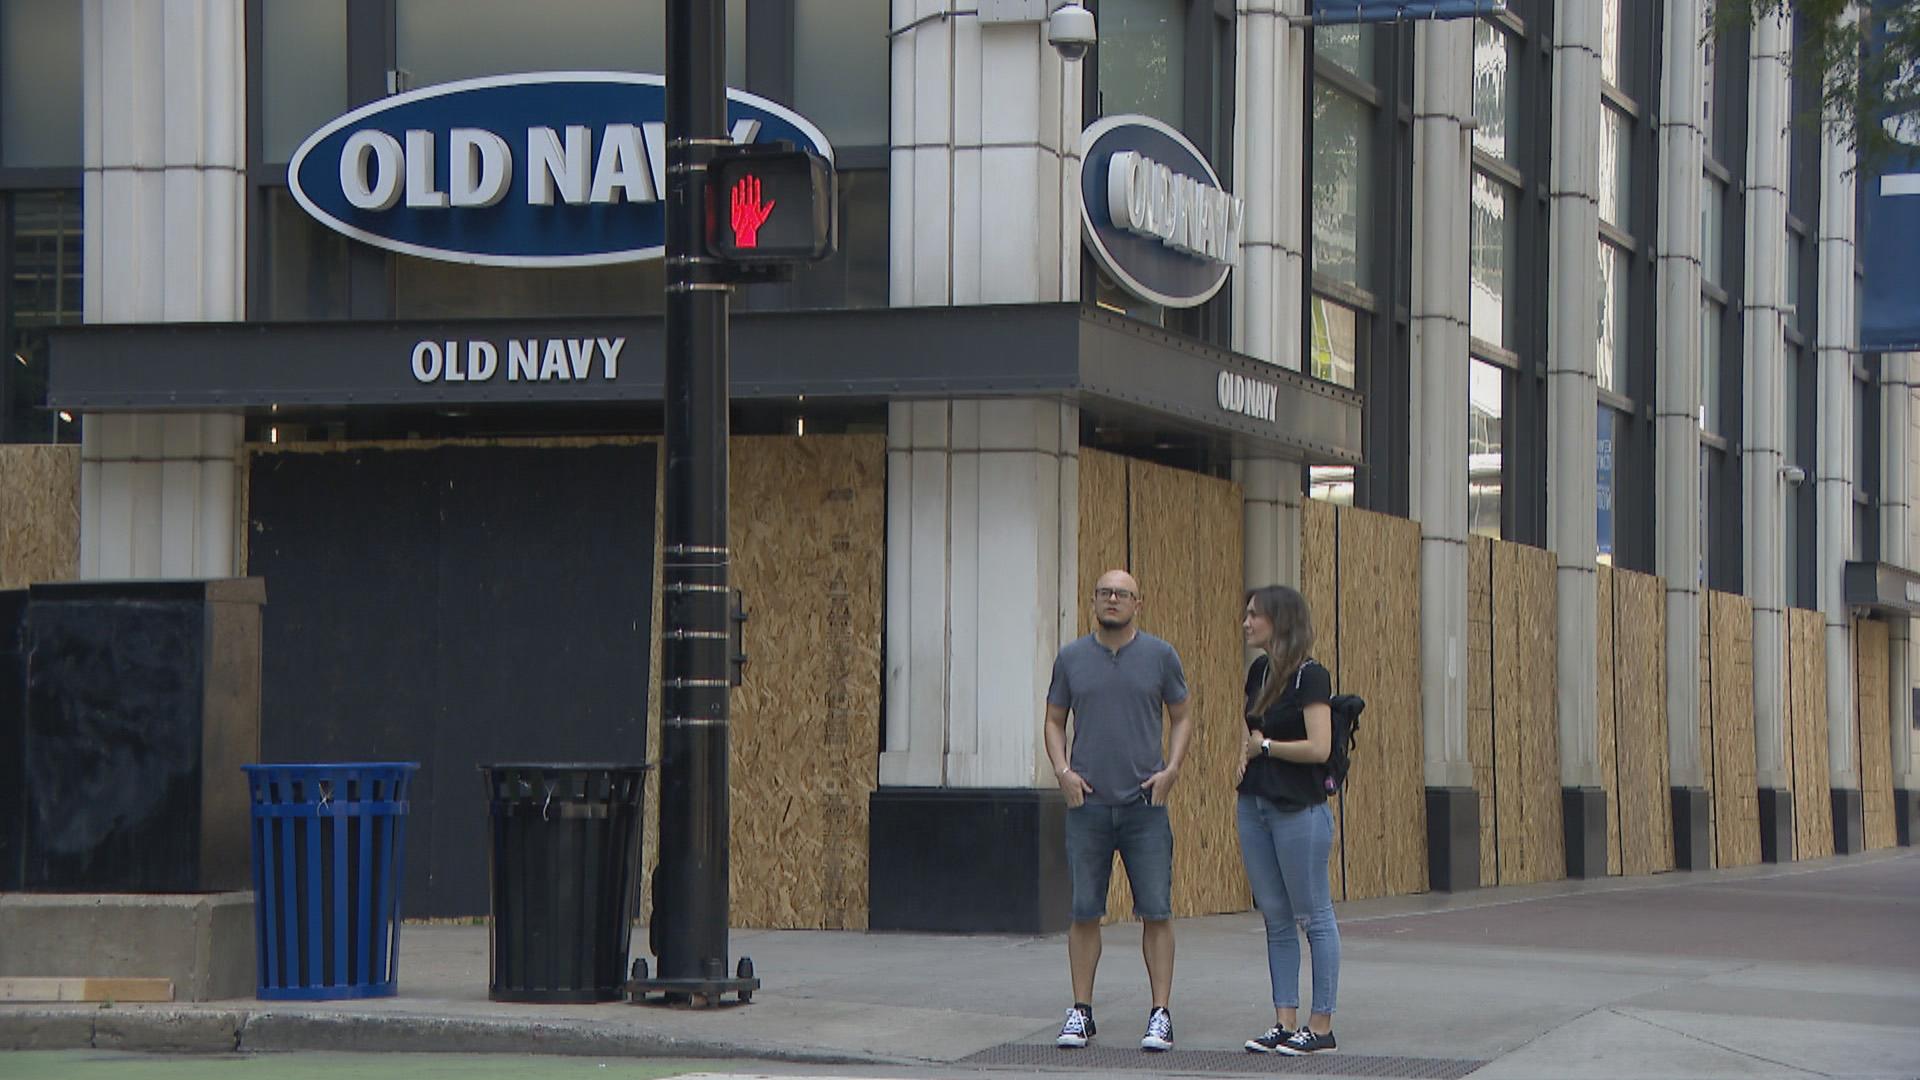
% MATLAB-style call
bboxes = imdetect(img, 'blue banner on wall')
[1861,0,1920,351]
[1310,0,1506,25]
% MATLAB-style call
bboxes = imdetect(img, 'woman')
[1235,585,1340,1056]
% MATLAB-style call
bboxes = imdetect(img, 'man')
[1043,569,1193,1052]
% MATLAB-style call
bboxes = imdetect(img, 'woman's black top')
[1236,654,1333,809]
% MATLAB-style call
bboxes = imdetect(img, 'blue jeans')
[1065,801,1173,922]
[1236,792,1340,1014]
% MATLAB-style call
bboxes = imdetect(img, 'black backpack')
[1319,692,1365,796]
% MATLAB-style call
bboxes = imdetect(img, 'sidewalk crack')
[1614,1007,1831,1078]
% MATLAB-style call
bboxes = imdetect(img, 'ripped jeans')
[1235,792,1340,1014]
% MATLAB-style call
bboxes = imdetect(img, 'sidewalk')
[3,849,1917,1079]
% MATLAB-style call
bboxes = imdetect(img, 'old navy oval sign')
[288,72,834,268]
[1079,115,1243,309]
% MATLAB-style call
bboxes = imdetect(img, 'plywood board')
[0,977,173,1003]
[1491,541,1562,885]
[1300,497,1343,901]
[0,444,80,590]
[1854,619,1896,851]
[1787,608,1832,861]
[728,436,885,928]
[1328,506,1426,901]
[1613,569,1673,875]
[1468,536,1497,887]
[1709,592,1761,867]
[1596,566,1622,876]
[1698,596,1717,867]
[1077,449,1130,637]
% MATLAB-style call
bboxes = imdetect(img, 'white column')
[1744,15,1792,790]
[1548,0,1604,790]
[80,0,244,580]
[1237,458,1302,591]
[1412,17,1473,791]
[890,2,1081,307]
[880,399,1079,790]
[1656,0,1707,789]
[1816,100,1860,790]
[1233,0,1308,371]
[1884,353,1917,789]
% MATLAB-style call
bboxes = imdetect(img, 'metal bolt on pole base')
[627,956,758,1008]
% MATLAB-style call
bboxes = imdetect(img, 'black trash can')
[481,763,649,1003]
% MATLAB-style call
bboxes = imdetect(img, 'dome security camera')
[1048,3,1095,62]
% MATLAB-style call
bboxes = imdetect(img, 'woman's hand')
[1242,728,1267,762]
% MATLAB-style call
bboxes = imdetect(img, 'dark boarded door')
[247,443,655,916]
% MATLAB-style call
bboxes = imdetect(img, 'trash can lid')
[479,762,654,772]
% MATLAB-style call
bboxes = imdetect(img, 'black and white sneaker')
[1140,1007,1173,1051]
[1275,1028,1337,1055]
[1056,1005,1095,1048]
[1244,1025,1295,1053]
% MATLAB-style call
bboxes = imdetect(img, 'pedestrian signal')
[707,145,836,263]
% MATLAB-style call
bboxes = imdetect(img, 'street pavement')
[1,848,1916,1079]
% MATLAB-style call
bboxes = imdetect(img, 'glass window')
[1600,0,1623,88]
[1701,177,1724,287]
[1309,464,1356,506]
[262,189,351,321]
[1701,298,1722,434]
[1596,405,1617,565]
[1470,171,1516,349]
[794,0,889,148]
[1309,295,1360,388]
[1598,105,1630,230]
[1315,23,1373,79]
[262,0,348,163]
[1698,446,1710,585]
[1469,359,1503,538]
[395,252,666,320]
[777,169,889,310]
[1311,83,1372,286]
[3,192,83,443]
[1700,5,1716,133]
[396,0,745,90]
[1785,230,1803,329]
[1471,20,1517,161]
[1,0,83,167]
[1596,240,1627,393]
[1098,0,1186,129]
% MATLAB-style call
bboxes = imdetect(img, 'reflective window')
[262,189,351,321]
[1598,105,1630,230]
[1471,20,1516,161]
[1596,240,1627,392]
[1311,83,1372,285]
[396,0,745,90]
[1310,296,1360,388]
[1310,465,1356,506]
[1785,229,1803,328]
[1698,446,1710,585]
[1098,0,1186,129]
[1468,359,1503,538]
[1700,5,1716,131]
[794,0,889,148]
[1470,172,1516,349]
[1701,177,1724,287]
[1701,299,1722,434]
[1596,405,1617,564]
[1600,0,1623,87]
[3,192,83,443]
[1315,23,1373,79]
[1,0,83,167]
[262,0,347,163]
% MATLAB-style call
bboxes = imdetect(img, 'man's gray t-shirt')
[1047,630,1189,806]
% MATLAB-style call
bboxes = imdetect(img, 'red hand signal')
[730,175,775,249]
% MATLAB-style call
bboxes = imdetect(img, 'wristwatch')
[1260,737,1272,757]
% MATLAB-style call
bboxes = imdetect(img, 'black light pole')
[646,0,749,1003]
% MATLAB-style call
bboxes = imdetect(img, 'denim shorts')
[1064,800,1174,922]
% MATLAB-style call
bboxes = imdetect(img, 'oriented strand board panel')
[1077,449,1130,637]
[728,436,885,928]
[0,445,80,590]
[1468,536,1497,887]
[1301,497,1344,901]
[1108,457,1251,921]
[1855,619,1897,851]
[1596,566,1622,876]
[1709,592,1761,867]
[1612,569,1673,875]
[1333,506,1426,900]
[1786,608,1833,861]
[1491,541,1562,885]
[1698,595,1716,867]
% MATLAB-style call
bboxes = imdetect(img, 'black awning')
[1844,561,1920,618]
[48,303,1361,464]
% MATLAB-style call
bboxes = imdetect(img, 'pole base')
[626,973,760,1008]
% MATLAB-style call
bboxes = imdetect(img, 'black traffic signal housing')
[706,143,837,265]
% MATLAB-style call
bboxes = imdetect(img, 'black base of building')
[1758,787,1794,862]
[1830,788,1864,855]
[869,787,1069,934]
[1425,786,1480,892]
[1670,787,1712,870]
[1562,787,1608,879]
[1897,789,1920,847]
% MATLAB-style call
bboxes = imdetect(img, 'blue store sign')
[1079,115,1243,309]
[289,73,833,267]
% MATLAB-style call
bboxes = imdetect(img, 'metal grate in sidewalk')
[958,1043,1486,1078]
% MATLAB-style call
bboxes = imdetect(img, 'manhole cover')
[958,1043,1486,1078]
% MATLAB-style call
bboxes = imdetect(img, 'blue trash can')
[243,763,419,1000]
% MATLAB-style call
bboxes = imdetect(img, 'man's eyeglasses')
[1093,588,1137,601]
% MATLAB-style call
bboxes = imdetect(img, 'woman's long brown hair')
[1247,585,1315,716]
